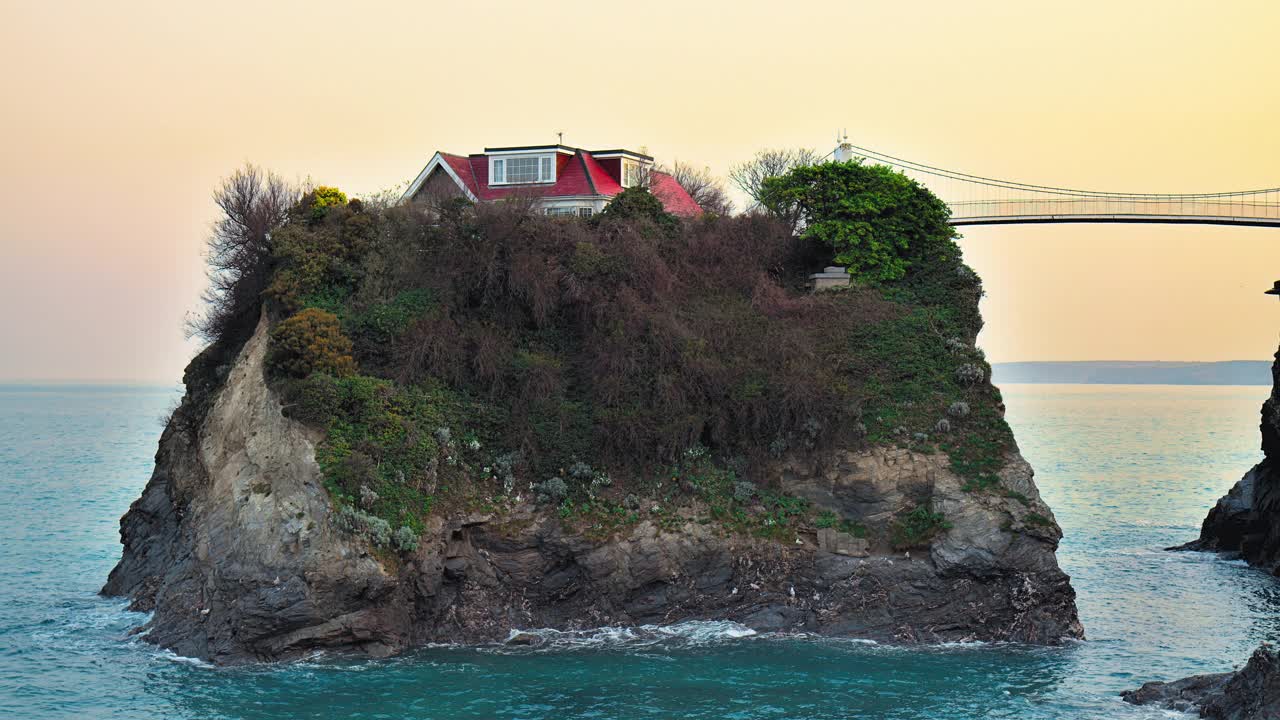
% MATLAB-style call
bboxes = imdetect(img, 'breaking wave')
[493,620,757,652]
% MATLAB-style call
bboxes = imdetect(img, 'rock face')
[102,315,399,660]
[103,316,1082,664]
[1123,644,1280,719]
[1178,349,1280,571]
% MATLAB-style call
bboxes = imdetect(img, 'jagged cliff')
[1179,348,1280,569]
[103,312,1080,664]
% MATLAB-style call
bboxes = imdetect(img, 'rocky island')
[103,163,1082,664]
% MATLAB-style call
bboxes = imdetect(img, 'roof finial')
[557,131,563,145]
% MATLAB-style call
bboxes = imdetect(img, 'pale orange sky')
[2,1,1278,382]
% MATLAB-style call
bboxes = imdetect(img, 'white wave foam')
[495,619,757,652]
[158,649,216,669]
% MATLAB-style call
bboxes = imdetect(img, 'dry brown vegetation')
[188,172,1003,540]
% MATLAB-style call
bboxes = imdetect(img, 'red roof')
[580,152,623,195]
[428,148,701,216]
[649,171,703,217]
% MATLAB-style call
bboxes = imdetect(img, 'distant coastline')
[991,361,1271,386]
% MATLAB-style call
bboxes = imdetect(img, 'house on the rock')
[399,144,701,217]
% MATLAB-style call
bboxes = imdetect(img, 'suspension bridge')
[841,143,1280,228]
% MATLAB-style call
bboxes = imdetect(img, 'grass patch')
[890,504,952,549]
[1002,489,1030,505]
[848,304,1014,494]
[814,509,869,537]
[1024,512,1053,527]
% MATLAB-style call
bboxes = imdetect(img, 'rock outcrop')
[1177,349,1280,572]
[104,315,1082,664]
[1123,644,1280,719]
[1134,344,1280,711]
[102,315,400,660]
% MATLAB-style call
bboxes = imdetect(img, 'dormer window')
[622,160,646,188]
[491,154,555,185]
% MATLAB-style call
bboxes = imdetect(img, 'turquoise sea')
[1,382,1277,719]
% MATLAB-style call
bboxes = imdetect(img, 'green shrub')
[348,289,434,350]
[946,398,1015,492]
[300,374,493,536]
[268,308,358,378]
[310,186,348,220]
[393,525,420,552]
[955,363,985,385]
[760,160,959,284]
[329,450,378,497]
[493,451,520,494]
[595,186,677,234]
[814,510,839,528]
[333,505,392,547]
[890,504,951,549]
[537,477,569,504]
[813,510,868,537]
[266,201,368,312]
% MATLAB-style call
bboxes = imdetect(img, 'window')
[545,206,593,218]
[623,161,646,188]
[490,154,555,185]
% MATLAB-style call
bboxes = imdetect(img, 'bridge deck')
[841,141,1280,229]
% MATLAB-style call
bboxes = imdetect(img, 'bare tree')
[729,148,819,232]
[663,161,734,216]
[361,181,410,211]
[729,148,820,210]
[188,164,298,344]
[629,162,654,190]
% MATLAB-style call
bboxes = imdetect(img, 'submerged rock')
[1123,644,1280,719]
[102,314,1081,665]
[505,631,543,646]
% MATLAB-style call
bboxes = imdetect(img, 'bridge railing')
[842,143,1280,225]
[950,196,1280,221]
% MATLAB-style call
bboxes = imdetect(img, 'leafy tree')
[268,308,358,377]
[761,160,959,283]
